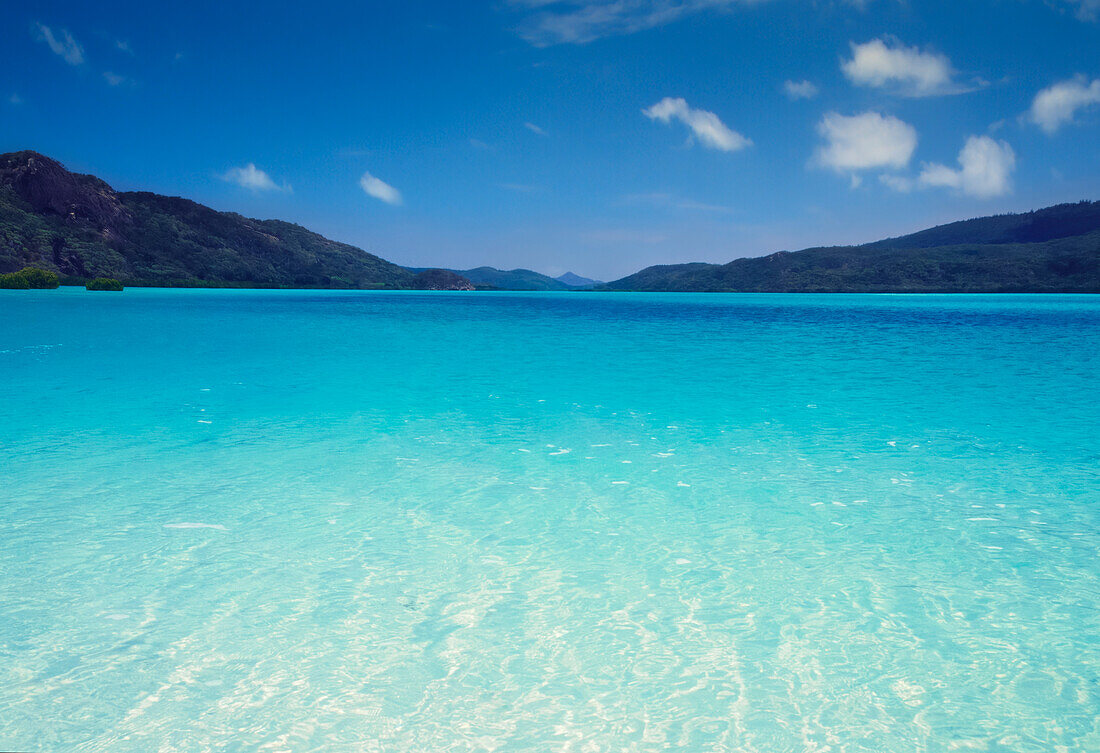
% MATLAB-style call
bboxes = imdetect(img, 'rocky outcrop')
[0,150,415,288]
[0,151,131,239]
[410,269,475,290]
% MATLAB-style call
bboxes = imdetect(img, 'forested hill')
[5,150,1097,293]
[863,202,1100,251]
[404,265,574,291]
[402,266,603,290]
[0,151,424,288]
[605,201,1100,293]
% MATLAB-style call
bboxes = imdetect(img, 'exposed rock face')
[0,151,131,238]
[0,150,415,287]
[410,269,476,291]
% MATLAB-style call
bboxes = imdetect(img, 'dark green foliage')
[405,266,571,290]
[0,151,415,289]
[606,203,1100,293]
[409,269,475,290]
[86,277,124,291]
[4,151,1098,293]
[20,266,60,288]
[0,270,30,288]
[0,266,60,289]
[457,267,568,290]
[865,201,1100,250]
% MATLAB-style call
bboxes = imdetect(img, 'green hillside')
[0,151,417,288]
[405,265,572,291]
[606,202,1100,293]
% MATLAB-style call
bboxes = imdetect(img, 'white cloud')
[878,174,913,193]
[510,0,768,46]
[116,40,134,55]
[360,171,402,205]
[643,97,751,152]
[783,79,819,100]
[524,121,548,136]
[918,135,1015,198]
[814,111,917,174]
[1027,75,1100,134]
[103,72,127,87]
[35,23,84,66]
[842,38,959,97]
[221,164,291,192]
[9,93,22,106]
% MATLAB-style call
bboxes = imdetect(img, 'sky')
[2,0,1099,281]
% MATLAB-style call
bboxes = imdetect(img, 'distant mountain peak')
[556,271,603,287]
[404,265,574,290]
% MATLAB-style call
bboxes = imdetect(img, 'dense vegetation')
[457,266,570,291]
[404,266,570,290]
[3,151,1096,293]
[605,202,1100,293]
[0,266,60,289]
[403,267,601,290]
[86,277,124,291]
[409,268,476,290]
[0,151,417,289]
[864,201,1100,250]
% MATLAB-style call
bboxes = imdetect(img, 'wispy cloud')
[360,171,403,205]
[878,174,914,193]
[469,138,493,151]
[783,79,819,100]
[917,135,1015,198]
[35,23,84,66]
[1027,75,1100,134]
[103,72,129,87]
[115,39,134,55]
[510,0,769,46]
[221,164,291,193]
[643,97,751,152]
[620,192,732,213]
[524,122,549,136]
[842,38,965,97]
[9,93,22,106]
[813,111,917,177]
[1060,0,1100,21]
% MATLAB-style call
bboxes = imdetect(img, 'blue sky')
[3,0,1099,280]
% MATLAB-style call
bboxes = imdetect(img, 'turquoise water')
[2,289,1099,752]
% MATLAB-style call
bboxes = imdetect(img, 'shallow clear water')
[2,289,1099,752]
